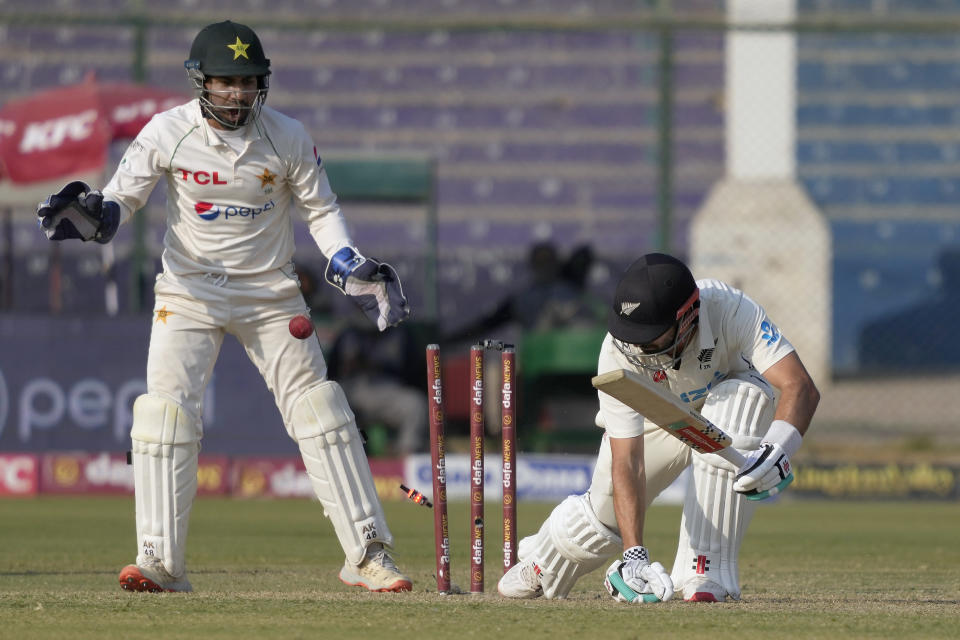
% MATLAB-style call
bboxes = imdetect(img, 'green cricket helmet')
[184,20,271,129]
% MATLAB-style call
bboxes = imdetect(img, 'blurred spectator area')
[3,1,960,385]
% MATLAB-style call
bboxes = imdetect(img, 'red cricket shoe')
[686,591,720,602]
[118,563,192,593]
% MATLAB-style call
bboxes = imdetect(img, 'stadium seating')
[794,21,960,372]
[3,1,960,374]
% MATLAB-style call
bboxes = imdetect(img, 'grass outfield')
[1,497,958,639]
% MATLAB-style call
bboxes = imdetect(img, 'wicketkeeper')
[37,20,412,593]
[498,253,820,602]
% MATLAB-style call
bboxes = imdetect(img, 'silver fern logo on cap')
[620,301,642,316]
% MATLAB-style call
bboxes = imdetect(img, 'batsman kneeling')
[498,253,819,603]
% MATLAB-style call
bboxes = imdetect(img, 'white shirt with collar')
[597,278,796,439]
[103,99,352,278]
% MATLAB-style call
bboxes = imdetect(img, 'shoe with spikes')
[118,560,192,593]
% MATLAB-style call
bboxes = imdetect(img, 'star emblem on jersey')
[227,37,251,60]
[155,305,173,324]
[257,168,276,189]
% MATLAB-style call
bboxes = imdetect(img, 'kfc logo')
[18,110,98,152]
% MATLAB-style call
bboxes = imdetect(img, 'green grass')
[1,497,958,639]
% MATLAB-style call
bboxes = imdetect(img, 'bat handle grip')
[718,446,746,468]
[720,445,795,501]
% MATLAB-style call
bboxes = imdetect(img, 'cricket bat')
[592,369,794,499]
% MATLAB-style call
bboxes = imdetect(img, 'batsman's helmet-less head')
[608,253,700,371]
[184,20,271,129]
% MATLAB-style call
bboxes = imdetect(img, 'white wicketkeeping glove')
[734,420,803,500]
[325,247,410,331]
[604,545,673,603]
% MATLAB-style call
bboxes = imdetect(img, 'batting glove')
[604,545,673,603]
[734,420,802,500]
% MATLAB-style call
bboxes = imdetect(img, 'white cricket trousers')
[146,264,327,429]
[588,424,692,531]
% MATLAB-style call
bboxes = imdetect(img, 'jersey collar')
[696,298,715,349]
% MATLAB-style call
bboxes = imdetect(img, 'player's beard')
[209,101,252,129]
[202,91,261,130]
[614,325,698,372]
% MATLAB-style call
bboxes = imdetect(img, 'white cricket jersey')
[103,99,352,277]
[598,279,795,439]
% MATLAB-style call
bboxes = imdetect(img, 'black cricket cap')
[607,253,697,344]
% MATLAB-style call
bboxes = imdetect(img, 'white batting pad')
[517,494,622,599]
[671,378,774,600]
[130,394,202,579]
[289,381,392,565]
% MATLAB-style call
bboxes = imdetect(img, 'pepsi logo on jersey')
[194,200,276,221]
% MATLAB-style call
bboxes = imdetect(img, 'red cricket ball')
[288,315,314,340]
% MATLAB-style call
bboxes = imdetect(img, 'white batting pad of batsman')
[130,394,202,579]
[671,377,774,601]
[288,381,392,565]
[517,493,622,599]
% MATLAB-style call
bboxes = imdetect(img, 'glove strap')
[324,246,365,292]
[765,420,803,458]
[623,546,649,563]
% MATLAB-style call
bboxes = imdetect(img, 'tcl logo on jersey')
[194,200,276,221]
[176,168,229,185]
